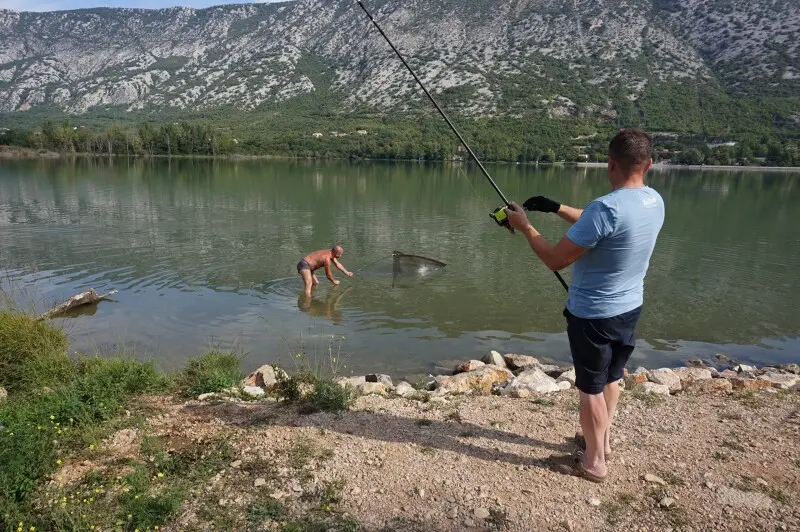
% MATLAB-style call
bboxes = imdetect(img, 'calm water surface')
[1,158,798,378]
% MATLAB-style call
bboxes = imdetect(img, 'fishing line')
[356,1,569,292]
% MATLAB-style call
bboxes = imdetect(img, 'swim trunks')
[296,259,311,272]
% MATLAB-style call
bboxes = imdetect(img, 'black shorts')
[297,259,311,272]
[564,306,642,395]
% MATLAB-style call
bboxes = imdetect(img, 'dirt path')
[122,388,800,531]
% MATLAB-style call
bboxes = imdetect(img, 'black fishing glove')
[523,196,561,213]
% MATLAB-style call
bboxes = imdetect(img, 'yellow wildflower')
[157,472,164,479]
[56,459,62,465]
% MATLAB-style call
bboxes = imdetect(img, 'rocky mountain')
[0,0,797,120]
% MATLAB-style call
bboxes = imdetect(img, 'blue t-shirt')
[565,186,665,319]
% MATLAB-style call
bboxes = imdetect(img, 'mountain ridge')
[0,0,797,132]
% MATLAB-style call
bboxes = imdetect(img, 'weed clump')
[0,311,70,392]
[175,350,243,397]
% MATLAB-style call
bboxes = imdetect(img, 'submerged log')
[38,289,118,320]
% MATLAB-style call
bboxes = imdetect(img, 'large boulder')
[435,365,513,395]
[683,378,733,396]
[500,368,560,396]
[337,376,367,389]
[730,377,774,392]
[673,367,713,386]
[394,381,416,397]
[556,368,576,385]
[481,351,507,367]
[357,382,388,396]
[242,364,286,392]
[454,360,485,374]
[648,368,681,393]
[634,382,670,396]
[757,373,800,390]
[624,373,648,389]
[366,374,394,389]
[503,354,540,370]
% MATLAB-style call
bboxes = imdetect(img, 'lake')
[1,157,798,378]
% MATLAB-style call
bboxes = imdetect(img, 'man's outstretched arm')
[332,258,353,277]
[506,203,588,271]
[324,262,339,285]
[524,195,583,225]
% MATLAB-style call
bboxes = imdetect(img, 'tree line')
[1,118,797,167]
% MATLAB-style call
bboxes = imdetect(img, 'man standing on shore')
[504,129,665,482]
[297,245,353,297]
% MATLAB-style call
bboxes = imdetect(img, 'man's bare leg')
[579,391,608,478]
[312,274,320,287]
[300,269,314,297]
[602,381,620,455]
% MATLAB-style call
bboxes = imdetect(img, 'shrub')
[175,350,243,397]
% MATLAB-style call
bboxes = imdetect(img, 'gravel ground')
[112,387,800,532]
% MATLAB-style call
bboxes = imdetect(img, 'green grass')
[712,451,730,462]
[0,310,70,392]
[631,389,667,407]
[247,497,287,522]
[531,398,555,407]
[175,350,244,397]
[658,471,685,487]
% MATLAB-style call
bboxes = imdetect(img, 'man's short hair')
[608,129,652,170]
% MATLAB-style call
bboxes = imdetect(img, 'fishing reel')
[490,207,515,234]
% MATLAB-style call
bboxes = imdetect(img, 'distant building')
[335,133,348,137]
[356,130,368,135]
[312,132,323,138]
[707,141,737,149]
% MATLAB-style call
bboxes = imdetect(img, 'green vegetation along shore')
[1,114,798,167]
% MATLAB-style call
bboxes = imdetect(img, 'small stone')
[218,498,227,507]
[645,473,666,485]
[366,374,394,388]
[473,507,490,519]
[564,520,575,532]
[351,486,362,495]
[734,364,756,373]
[197,392,219,401]
[648,368,682,393]
[454,360,486,374]
[756,478,768,487]
[501,368,560,396]
[659,497,675,508]
[463,518,476,527]
[705,481,715,490]
[416,487,426,498]
[556,380,571,391]
[503,353,540,370]
[482,351,507,367]
[588,497,601,507]
[242,385,266,397]
[231,460,242,468]
[447,507,458,519]
[254,478,266,488]
[635,382,671,396]
[242,364,283,391]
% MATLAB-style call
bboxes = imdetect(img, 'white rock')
[659,497,675,508]
[588,497,601,506]
[557,381,572,391]
[644,473,666,485]
[242,385,266,397]
[673,367,713,384]
[634,366,649,375]
[197,392,219,401]
[557,368,576,385]
[366,374,394,388]
[503,353,540,370]
[501,368,560,396]
[254,478,266,488]
[735,364,756,373]
[351,486,362,495]
[636,382,671,396]
[758,373,799,389]
[435,365,513,395]
[473,507,490,519]
[394,381,416,397]
[447,507,458,519]
[454,360,485,374]
[243,364,282,391]
[482,350,507,367]
[648,368,681,393]
[357,382,388,396]
[338,376,367,389]
[231,460,242,468]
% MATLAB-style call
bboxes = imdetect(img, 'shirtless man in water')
[297,245,353,297]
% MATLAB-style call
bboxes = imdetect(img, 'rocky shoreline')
[217,351,800,404]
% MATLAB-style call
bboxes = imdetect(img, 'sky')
[0,0,286,12]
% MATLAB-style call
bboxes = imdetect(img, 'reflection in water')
[0,158,799,375]
[297,287,352,324]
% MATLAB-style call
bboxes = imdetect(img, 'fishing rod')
[356,1,569,292]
